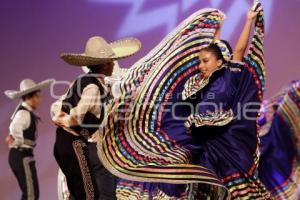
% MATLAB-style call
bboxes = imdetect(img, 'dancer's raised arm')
[233,9,259,61]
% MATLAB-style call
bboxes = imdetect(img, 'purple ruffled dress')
[259,81,300,199]
[97,5,270,200]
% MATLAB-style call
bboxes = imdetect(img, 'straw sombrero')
[4,79,55,100]
[61,36,141,66]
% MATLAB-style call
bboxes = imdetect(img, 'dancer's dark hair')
[200,40,232,63]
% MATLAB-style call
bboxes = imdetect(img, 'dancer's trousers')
[54,127,98,200]
[87,143,117,200]
[9,148,39,200]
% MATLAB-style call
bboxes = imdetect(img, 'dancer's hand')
[91,132,99,143]
[52,116,62,127]
[5,135,14,145]
[53,112,79,127]
[247,10,259,21]
[52,112,67,126]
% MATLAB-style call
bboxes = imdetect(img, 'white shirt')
[51,78,109,136]
[9,102,35,149]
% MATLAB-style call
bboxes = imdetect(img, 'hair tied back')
[213,40,232,62]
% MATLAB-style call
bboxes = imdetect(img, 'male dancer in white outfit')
[5,78,54,200]
[52,36,140,200]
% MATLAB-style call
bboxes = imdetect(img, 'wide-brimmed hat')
[4,79,55,100]
[61,36,141,66]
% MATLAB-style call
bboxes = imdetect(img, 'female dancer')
[259,81,300,199]
[98,2,270,199]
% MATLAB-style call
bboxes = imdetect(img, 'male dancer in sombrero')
[4,78,54,200]
[56,61,129,200]
[51,36,141,200]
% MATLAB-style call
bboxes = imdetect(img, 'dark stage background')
[0,0,299,199]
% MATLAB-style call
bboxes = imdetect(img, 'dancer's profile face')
[24,91,41,110]
[198,50,223,78]
[89,61,115,76]
[101,61,115,76]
